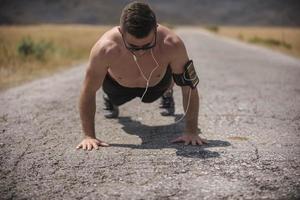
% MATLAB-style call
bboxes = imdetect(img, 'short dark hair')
[120,1,157,38]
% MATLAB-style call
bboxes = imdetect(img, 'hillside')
[0,0,300,26]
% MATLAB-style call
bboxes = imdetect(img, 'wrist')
[184,128,198,135]
[84,135,96,139]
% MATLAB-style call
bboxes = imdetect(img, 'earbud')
[133,54,137,62]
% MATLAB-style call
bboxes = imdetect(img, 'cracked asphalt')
[1,28,300,199]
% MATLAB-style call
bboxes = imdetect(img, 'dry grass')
[0,24,110,90]
[2,25,299,91]
[214,26,300,58]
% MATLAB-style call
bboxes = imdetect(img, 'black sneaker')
[103,94,119,118]
[160,89,175,116]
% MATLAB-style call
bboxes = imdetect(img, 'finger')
[197,139,203,145]
[202,139,209,144]
[192,140,197,146]
[76,144,82,149]
[95,139,101,145]
[87,143,92,151]
[96,140,110,147]
[82,144,87,150]
[171,136,183,143]
[92,142,99,150]
[184,140,190,145]
[99,142,109,147]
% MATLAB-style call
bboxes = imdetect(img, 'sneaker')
[103,94,119,118]
[160,89,175,116]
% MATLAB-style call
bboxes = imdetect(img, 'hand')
[171,134,209,146]
[76,137,109,150]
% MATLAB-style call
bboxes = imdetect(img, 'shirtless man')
[76,1,208,150]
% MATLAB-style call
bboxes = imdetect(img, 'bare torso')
[97,25,176,88]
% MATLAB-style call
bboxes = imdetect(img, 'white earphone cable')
[173,87,192,124]
[132,49,192,124]
[132,49,159,102]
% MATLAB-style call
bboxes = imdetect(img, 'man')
[76,1,208,151]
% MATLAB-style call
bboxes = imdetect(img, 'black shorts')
[103,66,172,106]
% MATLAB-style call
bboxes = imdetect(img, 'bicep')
[169,36,190,74]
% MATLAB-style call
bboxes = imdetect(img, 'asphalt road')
[1,28,300,199]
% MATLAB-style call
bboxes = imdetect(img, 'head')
[120,1,157,52]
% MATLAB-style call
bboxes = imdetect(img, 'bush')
[17,37,35,57]
[17,37,54,60]
[248,36,292,49]
[205,25,219,33]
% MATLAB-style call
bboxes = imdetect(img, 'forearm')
[183,88,199,135]
[79,91,96,138]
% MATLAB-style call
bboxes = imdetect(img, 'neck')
[131,50,149,58]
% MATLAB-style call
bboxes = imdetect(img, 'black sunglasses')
[121,29,157,51]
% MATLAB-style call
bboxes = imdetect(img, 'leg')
[102,92,137,119]
[102,73,137,118]
[102,93,119,118]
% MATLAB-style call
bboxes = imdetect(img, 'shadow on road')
[109,116,231,158]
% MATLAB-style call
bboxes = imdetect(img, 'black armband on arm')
[172,60,199,89]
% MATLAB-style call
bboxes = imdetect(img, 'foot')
[103,94,119,118]
[160,89,175,116]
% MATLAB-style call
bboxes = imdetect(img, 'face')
[120,28,157,55]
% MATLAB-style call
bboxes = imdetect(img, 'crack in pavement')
[1,28,300,199]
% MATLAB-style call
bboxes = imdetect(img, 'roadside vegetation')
[1,25,299,90]
[205,25,219,33]
[205,26,300,58]
[0,25,110,90]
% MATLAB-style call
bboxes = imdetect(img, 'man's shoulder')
[158,25,186,59]
[91,27,122,61]
[159,25,183,49]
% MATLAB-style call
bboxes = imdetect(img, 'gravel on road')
[1,28,299,200]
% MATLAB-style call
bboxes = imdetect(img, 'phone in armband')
[184,60,199,89]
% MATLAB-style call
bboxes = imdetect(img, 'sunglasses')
[121,29,157,51]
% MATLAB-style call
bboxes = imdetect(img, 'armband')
[172,60,199,89]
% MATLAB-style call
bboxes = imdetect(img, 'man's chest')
[108,51,171,87]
